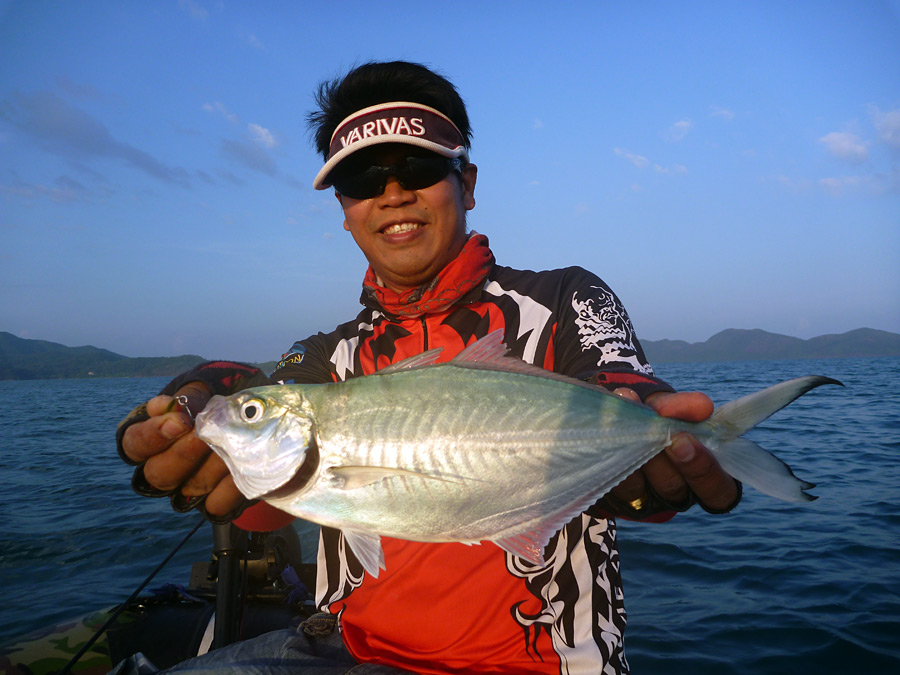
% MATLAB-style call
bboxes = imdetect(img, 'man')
[119,61,739,674]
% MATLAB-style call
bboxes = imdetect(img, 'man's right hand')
[122,381,245,517]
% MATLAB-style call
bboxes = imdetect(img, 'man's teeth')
[383,223,421,235]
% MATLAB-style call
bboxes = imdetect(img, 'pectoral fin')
[330,465,463,490]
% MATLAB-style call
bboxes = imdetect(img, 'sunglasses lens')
[332,156,455,199]
[397,157,453,191]
[331,166,387,200]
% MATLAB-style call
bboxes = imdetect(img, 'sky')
[1,0,898,363]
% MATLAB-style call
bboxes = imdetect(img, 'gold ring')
[628,491,648,511]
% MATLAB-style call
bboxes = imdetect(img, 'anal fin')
[343,529,385,578]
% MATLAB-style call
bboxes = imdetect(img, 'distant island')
[0,332,275,380]
[1,328,898,380]
[640,327,900,364]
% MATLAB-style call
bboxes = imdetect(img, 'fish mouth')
[258,434,320,500]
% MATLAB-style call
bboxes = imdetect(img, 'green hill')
[641,328,900,363]
[0,332,205,380]
[2,328,898,380]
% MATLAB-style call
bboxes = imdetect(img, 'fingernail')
[160,416,187,440]
[669,435,696,463]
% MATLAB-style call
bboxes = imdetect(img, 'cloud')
[1,91,189,185]
[818,168,900,197]
[238,28,265,50]
[203,101,239,124]
[819,131,869,163]
[654,164,688,174]
[249,123,277,148]
[54,76,103,101]
[663,119,692,142]
[819,175,865,196]
[709,105,735,120]
[0,174,88,203]
[614,148,649,168]
[614,149,686,175]
[178,0,208,20]
[869,105,900,151]
[221,138,277,176]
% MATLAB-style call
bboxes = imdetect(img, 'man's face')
[336,144,477,293]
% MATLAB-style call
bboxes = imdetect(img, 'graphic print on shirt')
[277,264,664,673]
[571,285,652,375]
[506,515,628,675]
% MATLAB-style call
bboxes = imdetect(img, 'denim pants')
[113,614,414,675]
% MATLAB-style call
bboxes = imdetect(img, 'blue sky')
[1,0,898,362]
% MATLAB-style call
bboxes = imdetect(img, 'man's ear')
[335,190,351,231]
[461,163,477,211]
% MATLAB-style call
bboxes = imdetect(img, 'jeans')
[112,614,414,675]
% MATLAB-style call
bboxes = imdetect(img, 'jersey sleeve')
[270,331,340,384]
[551,267,674,401]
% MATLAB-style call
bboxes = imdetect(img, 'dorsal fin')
[377,347,444,373]
[450,331,645,403]
[452,329,509,363]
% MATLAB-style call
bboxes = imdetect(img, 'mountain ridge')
[641,327,900,363]
[1,328,899,380]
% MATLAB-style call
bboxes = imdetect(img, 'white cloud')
[869,105,900,151]
[178,0,208,21]
[249,123,277,148]
[818,169,900,197]
[819,175,866,196]
[772,174,813,194]
[663,119,692,142]
[709,105,735,120]
[203,101,238,124]
[614,148,649,168]
[653,163,688,175]
[819,131,869,163]
[238,28,265,50]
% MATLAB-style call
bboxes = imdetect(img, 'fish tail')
[703,375,843,503]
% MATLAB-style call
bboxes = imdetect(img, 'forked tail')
[703,375,843,503]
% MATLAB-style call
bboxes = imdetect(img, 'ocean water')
[0,358,898,673]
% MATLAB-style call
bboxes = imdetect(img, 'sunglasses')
[331,156,463,200]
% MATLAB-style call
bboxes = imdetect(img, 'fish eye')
[240,399,266,423]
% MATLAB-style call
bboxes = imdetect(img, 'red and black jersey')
[267,234,672,674]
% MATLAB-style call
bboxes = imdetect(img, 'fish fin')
[493,532,547,565]
[330,465,463,490]
[342,529,385,578]
[706,437,817,503]
[453,329,509,362]
[491,491,611,566]
[450,331,651,404]
[702,376,841,503]
[378,348,444,373]
[710,375,843,436]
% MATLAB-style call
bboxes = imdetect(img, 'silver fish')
[195,331,841,578]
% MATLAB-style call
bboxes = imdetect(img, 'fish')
[194,330,841,578]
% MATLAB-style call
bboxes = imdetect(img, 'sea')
[0,357,898,673]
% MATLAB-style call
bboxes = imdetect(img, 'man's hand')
[122,382,245,517]
[610,388,741,514]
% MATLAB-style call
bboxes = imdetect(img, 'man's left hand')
[610,389,741,514]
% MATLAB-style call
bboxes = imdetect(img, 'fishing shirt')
[268,233,674,675]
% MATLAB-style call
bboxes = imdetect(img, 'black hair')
[307,61,472,159]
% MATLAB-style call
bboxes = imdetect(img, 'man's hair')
[307,61,472,159]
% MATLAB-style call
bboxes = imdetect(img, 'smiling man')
[119,61,739,674]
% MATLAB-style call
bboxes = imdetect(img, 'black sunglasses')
[331,156,463,200]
